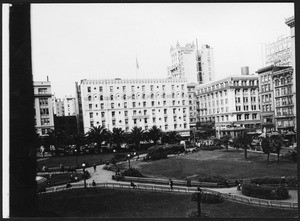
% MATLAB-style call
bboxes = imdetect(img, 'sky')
[31,3,294,98]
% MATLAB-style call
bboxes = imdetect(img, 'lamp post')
[82,163,87,189]
[197,186,203,217]
[281,175,286,186]
[127,154,131,169]
[74,149,78,168]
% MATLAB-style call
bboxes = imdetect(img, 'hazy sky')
[31,3,294,98]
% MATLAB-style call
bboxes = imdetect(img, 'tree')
[261,137,271,162]
[219,135,231,151]
[232,132,252,158]
[45,129,69,154]
[71,132,86,151]
[111,127,125,150]
[130,126,145,149]
[87,125,109,153]
[270,134,283,163]
[147,125,162,145]
[161,131,182,144]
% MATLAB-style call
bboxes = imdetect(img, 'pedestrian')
[93,164,96,172]
[186,179,191,187]
[130,181,136,188]
[92,180,96,187]
[169,179,173,190]
[66,182,72,190]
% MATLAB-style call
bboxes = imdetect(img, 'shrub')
[186,209,209,218]
[242,182,290,200]
[147,146,168,160]
[122,168,144,177]
[250,176,298,188]
[198,175,228,186]
[164,144,185,154]
[112,153,127,162]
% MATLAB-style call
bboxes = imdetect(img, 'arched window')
[151,94,154,99]
[281,78,285,85]
[162,93,166,98]
[123,94,126,100]
[142,94,145,99]
[182,93,185,98]
[172,93,175,98]
[100,95,103,100]
[132,94,135,100]
[88,96,91,101]
[110,95,114,100]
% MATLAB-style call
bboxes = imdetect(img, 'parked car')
[36,176,48,193]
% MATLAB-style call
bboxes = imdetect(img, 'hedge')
[242,182,289,200]
[122,168,144,177]
[198,175,229,186]
[249,176,298,188]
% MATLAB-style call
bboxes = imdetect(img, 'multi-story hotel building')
[167,42,197,83]
[77,78,190,137]
[167,41,215,84]
[33,80,55,135]
[54,98,65,116]
[195,75,261,138]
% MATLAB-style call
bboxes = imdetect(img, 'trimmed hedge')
[122,168,144,177]
[242,182,289,200]
[198,175,229,186]
[249,176,298,188]
[146,146,168,160]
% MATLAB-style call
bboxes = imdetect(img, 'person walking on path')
[169,179,173,190]
[66,182,72,190]
[93,164,97,172]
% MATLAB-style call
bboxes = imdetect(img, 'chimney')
[47,76,49,81]
[241,66,249,75]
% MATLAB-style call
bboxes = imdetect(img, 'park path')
[76,163,298,204]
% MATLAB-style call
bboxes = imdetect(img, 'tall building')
[187,83,198,129]
[195,75,260,138]
[167,41,215,84]
[272,67,295,133]
[241,66,250,75]
[77,78,190,137]
[167,41,197,83]
[197,44,215,84]
[33,80,54,135]
[54,96,77,117]
[256,65,291,133]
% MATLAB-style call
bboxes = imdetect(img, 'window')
[150,85,153,91]
[112,111,115,117]
[110,86,113,92]
[112,120,116,126]
[110,95,114,100]
[151,101,154,106]
[162,85,165,90]
[252,114,257,119]
[123,86,126,92]
[90,121,94,127]
[142,85,145,91]
[132,94,135,100]
[133,110,136,115]
[245,114,249,120]
[87,87,91,93]
[99,86,103,92]
[101,112,105,118]
[144,118,147,123]
[237,114,242,120]
[89,112,93,118]
[39,98,48,106]
[133,102,136,107]
[153,117,156,123]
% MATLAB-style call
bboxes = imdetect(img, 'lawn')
[37,153,117,169]
[38,188,298,218]
[133,149,297,181]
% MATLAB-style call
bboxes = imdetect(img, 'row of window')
[87,84,185,93]
[236,105,257,111]
[235,97,257,103]
[260,83,271,92]
[275,97,293,107]
[262,104,272,112]
[276,107,293,116]
[261,94,272,103]
[274,77,291,86]
[87,92,187,101]
[88,100,187,110]
[200,99,229,108]
[237,113,258,121]
[275,86,292,97]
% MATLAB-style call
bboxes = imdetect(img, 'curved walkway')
[75,164,298,205]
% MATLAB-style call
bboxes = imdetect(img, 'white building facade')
[78,78,190,137]
[33,81,55,135]
[195,75,261,138]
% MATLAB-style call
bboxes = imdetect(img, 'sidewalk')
[76,164,298,204]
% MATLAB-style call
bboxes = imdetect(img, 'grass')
[134,149,297,180]
[37,153,117,168]
[38,188,298,218]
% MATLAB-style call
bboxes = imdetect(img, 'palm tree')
[71,132,86,151]
[162,131,182,144]
[130,126,145,150]
[111,127,125,150]
[45,129,68,153]
[148,125,162,145]
[87,125,109,153]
